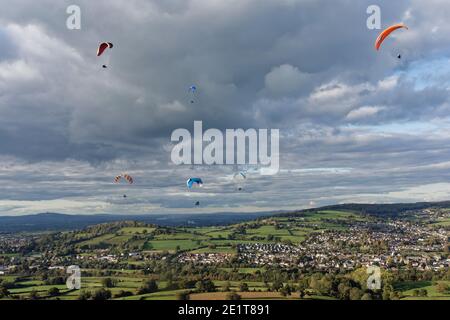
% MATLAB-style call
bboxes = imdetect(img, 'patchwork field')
[1,208,447,301]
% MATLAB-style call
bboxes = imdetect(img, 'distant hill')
[0,211,274,233]
[1,200,449,233]
[274,201,450,219]
[312,201,450,217]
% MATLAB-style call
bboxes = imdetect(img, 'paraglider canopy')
[187,178,203,189]
[97,42,113,56]
[375,24,408,51]
[114,174,134,184]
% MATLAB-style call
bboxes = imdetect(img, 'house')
[0,265,8,275]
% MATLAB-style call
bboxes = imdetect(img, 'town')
[0,206,449,300]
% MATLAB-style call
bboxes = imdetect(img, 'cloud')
[264,64,310,96]
[346,106,385,121]
[0,0,449,214]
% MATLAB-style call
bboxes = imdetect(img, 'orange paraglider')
[375,24,408,51]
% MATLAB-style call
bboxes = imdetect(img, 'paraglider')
[114,174,133,199]
[114,174,134,184]
[97,42,114,68]
[187,178,202,206]
[375,24,408,51]
[233,171,246,191]
[187,177,203,189]
[188,85,197,104]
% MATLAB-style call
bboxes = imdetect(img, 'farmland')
[0,207,449,300]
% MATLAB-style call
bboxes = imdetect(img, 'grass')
[190,246,236,254]
[189,291,299,300]
[144,239,202,251]
[431,218,450,227]
[77,233,116,246]
[154,232,207,240]
[119,227,156,234]
[398,281,450,300]
[246,225,291,236]
[5,275,449,300]
[218,268,265,274]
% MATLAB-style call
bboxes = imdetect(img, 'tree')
[388,291,400,300]
[436,283,450,294]
[298,290,305,299]
[176,291,191,300]
[226,292,241,300]
[382,285,393,300]
[280,284,292,297]
[78,290,92,300]
[349,288,362,300]
[114,290,133,298]
[0,286,10,298]
[180,279,197,290]
[222,281,231,292]
[239,283,249,292]
[195,280,216,293]
[271,280,283,292]
[361,293,373,300]
[48,287,60,297]
[138,279,158,294]
[102,277,117,288]
[338,283,351,300]
[92,288,112,300]
[419,289,428,297]
[29,290,39,300]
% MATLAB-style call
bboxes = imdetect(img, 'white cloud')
[264,64,309,95]
[346,106,384,121]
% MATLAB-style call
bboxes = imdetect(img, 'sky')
[1,0,450,215]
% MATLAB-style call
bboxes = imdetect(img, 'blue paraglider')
[188,85,197,104]
[187,178,203,189]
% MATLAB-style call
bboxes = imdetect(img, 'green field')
[144,239,202,251]
[396,281,450,300]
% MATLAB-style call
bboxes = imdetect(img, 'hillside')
[0,212,274,233]
[1,205,448,301]
[25,209,399,255]
[2,201,450,233]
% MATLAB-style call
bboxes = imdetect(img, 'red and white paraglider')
[97,42,114,68]
[114,174,133,198]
